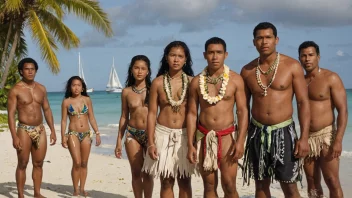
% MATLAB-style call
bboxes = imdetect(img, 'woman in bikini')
[115,55,153,198]
[61,76,101,196]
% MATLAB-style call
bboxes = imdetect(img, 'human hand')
[115,144,122,159]
[294,138,309,158]
[148,145,158,160]
[61,136,68,148]
[232,141,245,161]
[187,145,197,164]
[330,140,342,159]
[12,136,22,151]
[50,132,57,145]
[95,134,101,146]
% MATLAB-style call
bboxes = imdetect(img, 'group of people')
[7,21,347,198]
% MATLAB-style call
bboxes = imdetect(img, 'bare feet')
[73,189,80,196]
[80,189,89,197]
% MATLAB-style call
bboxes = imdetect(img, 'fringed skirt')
[308,125,336,158]
[142,123,196,178]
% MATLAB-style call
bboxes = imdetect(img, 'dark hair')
[125,55,152,105]
[156,41,194,77]
[253,22,277,38]
[204,37,227,52]
[64,76,89,98]
[298,41,320,56]
[18,57,38,76]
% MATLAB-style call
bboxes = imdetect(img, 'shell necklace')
[256,53,280,96]
[132,86,147,94]
[163,72,189,113]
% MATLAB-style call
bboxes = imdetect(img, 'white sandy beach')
[0,125,315,198]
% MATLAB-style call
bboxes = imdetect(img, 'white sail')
[78,52,93,92]
[106,57,122,93]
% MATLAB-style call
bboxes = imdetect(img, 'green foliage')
[0,114,8,124]
[0,61,20,109]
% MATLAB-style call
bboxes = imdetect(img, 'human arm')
[115,89,129,158]
[292,61,310,158]
[60,99,68,148]
[186,76,200,164]
[232,74,249,160]
[7,88,21,150]
[147,79,159,160]
[240,67,252,123]
[87,97,101,146]
[42,87,56,145]
[330,73,348,158]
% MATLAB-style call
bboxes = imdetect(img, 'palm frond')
[4,0,23,13]
[37,9,79,49]
[36,0,64,19]
[59,0,113,37]
[28,9,59,73]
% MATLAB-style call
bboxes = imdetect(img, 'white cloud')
[231,0,352,27]
[336,50,345,57]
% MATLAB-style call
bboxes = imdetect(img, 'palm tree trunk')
[0,28,19,89]
[0,20,13,73]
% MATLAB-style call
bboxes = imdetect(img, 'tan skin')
[240,28,310,198]
[147,46,192,198]
[7,63,56,198]
[187,43,248,198]
[299,46,347,198]
[61,79,101,196]
[115,60,153,198]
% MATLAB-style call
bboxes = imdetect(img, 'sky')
[25,0,352,92]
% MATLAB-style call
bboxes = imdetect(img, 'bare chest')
[158,82,187,106]
[127,92,146,109]
[17,88,43,105]
[308,82,330,101]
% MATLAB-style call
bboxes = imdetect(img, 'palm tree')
[0,0,113,88]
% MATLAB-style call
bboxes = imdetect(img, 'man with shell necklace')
[240,22,310,198]
[187,37,249,198]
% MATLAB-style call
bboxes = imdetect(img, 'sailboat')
[78,52,93,93]
[106,57,122,93]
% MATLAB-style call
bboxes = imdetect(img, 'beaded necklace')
[132,86,147,94]
[256,53,280,96]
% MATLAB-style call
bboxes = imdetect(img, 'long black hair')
[156,41,194,77]
[64,76,89,98]
[124,55,152,105]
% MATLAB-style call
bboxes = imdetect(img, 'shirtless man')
[7,58,57,198]
[299,41,347,198]
[240,22,310,198]
[187,37,248,198]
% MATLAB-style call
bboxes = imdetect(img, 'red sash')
[197,124,236,168]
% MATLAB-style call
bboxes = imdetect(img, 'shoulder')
[323,69,343,85]
[122,87,131,96]
[151,75,163,87]
[189,74,200,87]
[82,95,91,103]
[8,82,21,95]
[35,82,47,92]
[240,59,257,77]
[229,70,245,85]
[280,54,301,69]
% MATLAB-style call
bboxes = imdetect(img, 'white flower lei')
[163,72,189,112]
[199,65,230,104]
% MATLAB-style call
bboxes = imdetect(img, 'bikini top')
[68,103,88,116]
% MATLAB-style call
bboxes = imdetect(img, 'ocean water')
[47,90,352,157]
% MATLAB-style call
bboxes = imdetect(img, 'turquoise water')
[47,90,352,156]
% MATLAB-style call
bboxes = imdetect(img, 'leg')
[31,129,47,198]
[219,134,239,198]
[125,136,153,198]
[199,139,219,198]
[67,135,81,196]
[303,158,324,197]
[16,129,32,198]
[280,183,300,198]
[79,136,92,196]
[320,146,343,198]
[255,179,271,198]
[177,176,192,198]
[160,176,175,198]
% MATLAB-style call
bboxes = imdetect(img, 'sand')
[0,126,313,198]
